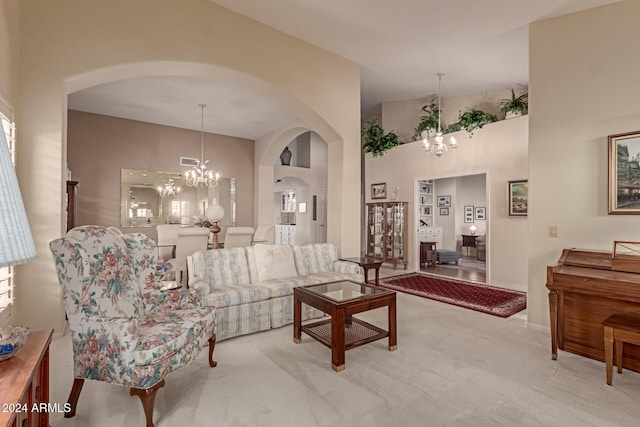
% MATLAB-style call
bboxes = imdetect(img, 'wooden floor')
[377,257,486,284]
[418,257,486,283]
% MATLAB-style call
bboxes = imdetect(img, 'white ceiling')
[68,0,619,139]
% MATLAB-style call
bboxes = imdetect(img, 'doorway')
[416,173,487,283]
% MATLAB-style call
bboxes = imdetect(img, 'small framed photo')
[371,183,386,199]
[464,206,474,223]
[609,131,640,214]
[439,207,449,216]
[437,195,451,207]
[475,207,486,220]
[508,180,528,216]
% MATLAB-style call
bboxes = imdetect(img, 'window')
[0,98,15,324]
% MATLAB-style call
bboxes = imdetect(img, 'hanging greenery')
[446,108,497,137]
[361,118,400,157]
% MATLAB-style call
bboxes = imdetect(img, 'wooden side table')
[420,241,437,269]
[461,235,478,257]
[339,257,383,285]
[0,329,54,427]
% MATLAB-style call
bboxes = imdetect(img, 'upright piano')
[547,247,640,371]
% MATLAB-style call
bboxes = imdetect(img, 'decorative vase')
[280,147,292,166]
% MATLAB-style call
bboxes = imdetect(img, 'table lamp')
[205,198,225,249]
[0,122,37,269]
[469,225,477,236]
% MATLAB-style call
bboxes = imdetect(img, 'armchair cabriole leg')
[130,379,165,427]
[208,335,217,367]
[65,378,84,418]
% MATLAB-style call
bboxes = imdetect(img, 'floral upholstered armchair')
[50,226,217,427]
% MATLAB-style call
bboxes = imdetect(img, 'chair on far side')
[173,227,210,283]
[252,224,274,245]
[224,227,255,248]
[156,224,182,261]
[476,234,487,261]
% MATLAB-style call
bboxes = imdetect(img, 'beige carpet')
[48,284,640,426]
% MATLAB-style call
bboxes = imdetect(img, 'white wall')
[434,178,456,250]
[528,0,640,328]
[456,174,487,237]
[16,0,360,332]
[365,115,528,291]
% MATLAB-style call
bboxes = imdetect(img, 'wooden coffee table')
[293,280,397,372]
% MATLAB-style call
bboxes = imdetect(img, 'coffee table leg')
[331,308,346,372]
[388,295,397,351]
[363,267,369,284]
[293,295,301,344]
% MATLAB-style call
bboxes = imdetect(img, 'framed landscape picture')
[475,207,486,220]
[609,131,640,214]
[371,183,386,200]
[439,207,449,216]
[508,180,528,216]
[437,195,451,207]
[464,206,474,223]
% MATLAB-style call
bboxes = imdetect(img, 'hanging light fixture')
[157,180,181,198]
[185,104,219,188]
[421,73,457,157]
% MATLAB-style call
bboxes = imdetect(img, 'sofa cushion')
[252,244,298,282]
[258,276,311,298]
[305,272,360,285]
[200,285,271,309]
[191,248,252,289]
[292,243,337,275]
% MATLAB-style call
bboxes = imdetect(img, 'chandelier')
[185,104,219,188]
[421,73,457,157]
[157,180,181,198]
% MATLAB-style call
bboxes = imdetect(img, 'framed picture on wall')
[371,183,386,199]
[475,207,486,220]
[508,179,528,216]
[437,195,451,207]
[608,131,640,214]
[439,207,449,216]
[464,205,474,223]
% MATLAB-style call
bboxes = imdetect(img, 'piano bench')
[602,313,640,386]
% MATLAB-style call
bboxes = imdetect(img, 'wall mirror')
[120,168,236,228]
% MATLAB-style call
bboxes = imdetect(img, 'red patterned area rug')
[376,273,526,318]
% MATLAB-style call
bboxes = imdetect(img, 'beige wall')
[0,0,19,104]
[366,116,529,291]
[528,0,640,328]
[67,110,255,240]
[17,0,360,332]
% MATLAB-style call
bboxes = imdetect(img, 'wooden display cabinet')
[366,202,407,269]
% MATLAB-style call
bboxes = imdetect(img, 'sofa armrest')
[141,289,204,312]
[188,278,211,296]
[332,260,363,277]
[71,316,140,380]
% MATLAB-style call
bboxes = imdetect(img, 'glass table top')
[302,280,387,302]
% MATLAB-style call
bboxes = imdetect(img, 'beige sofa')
[186,243,363,341]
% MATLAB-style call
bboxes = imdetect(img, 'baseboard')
[525,321,549,334]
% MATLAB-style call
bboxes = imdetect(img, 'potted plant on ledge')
[362,118,400,157]
[413,101,440,140]
[499,88,528,119]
